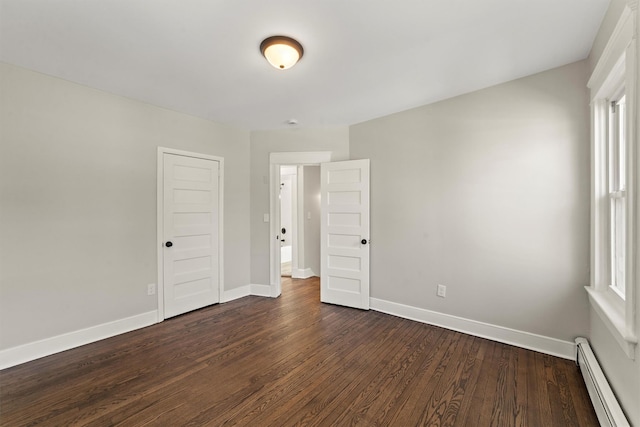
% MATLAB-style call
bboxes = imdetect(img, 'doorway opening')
[279,166,296,277]
[269,152,332,297]
[279,165,321,279]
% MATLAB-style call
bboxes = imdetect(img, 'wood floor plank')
[454,338,498,426]
[404,330,466,424]
[0,277,599,427]
[210,310,383,425]
[295,318,415,427]
[250,315,396,426]
[426,335,484,426]
[364,325,445,426]
[415,332,476,426]
[448,336,486,426]
[325,321,426,426]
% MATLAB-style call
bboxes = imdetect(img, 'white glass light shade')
[260,36,304,70]
[263,44,299,69]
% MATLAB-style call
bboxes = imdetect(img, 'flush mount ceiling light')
[260,36,304,70]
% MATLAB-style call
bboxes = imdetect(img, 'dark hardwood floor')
[0,277,598,426]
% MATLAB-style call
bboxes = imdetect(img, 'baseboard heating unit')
[575,338,629,427]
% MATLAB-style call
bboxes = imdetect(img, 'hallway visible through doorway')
[279,165,321,280]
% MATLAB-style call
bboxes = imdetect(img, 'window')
[609,94,625,299]
[586,2,637,359]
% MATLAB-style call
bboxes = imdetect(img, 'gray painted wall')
[249,129,349,286]
[586,2,640,424]
[350,60,591,342]
[0,63,251,350]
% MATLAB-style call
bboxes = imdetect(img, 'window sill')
[586,286,637,359]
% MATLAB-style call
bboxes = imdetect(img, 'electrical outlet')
[147,283,156,296]
[436,284,446,298]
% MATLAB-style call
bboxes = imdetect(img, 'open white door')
[162,152,220,318]
[320,159,370,309]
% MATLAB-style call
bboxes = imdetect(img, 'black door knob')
[361,239,368,245]
[165,241,173,248]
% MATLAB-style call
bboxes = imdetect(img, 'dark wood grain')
[0,277,598,426]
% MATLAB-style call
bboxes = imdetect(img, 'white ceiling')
[0,0,609,131]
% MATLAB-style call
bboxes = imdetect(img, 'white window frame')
[609,94,626,299]
[587,0,638,359]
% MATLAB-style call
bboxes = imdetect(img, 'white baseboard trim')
[250,284,274,297]
[223,284,276,301]
[0,310,158,370]
[292,268,316,279]
[370,298,576,360]
[222,285,250,302]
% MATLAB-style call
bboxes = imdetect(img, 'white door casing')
[320,159,370,310]
[158,148,223,320]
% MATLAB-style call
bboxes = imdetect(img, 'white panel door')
[163,153,219,318]
[321,159,370,309]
